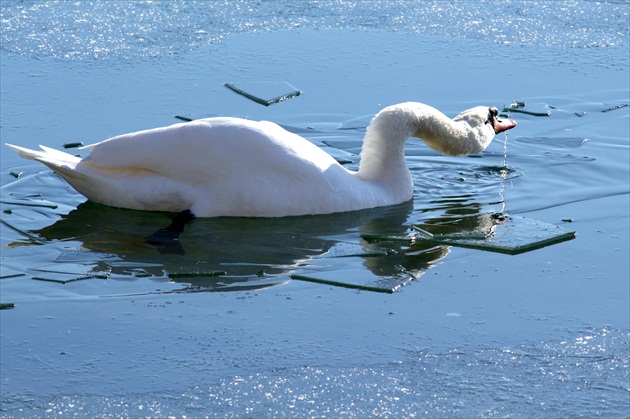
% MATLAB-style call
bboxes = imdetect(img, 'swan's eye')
[486,107,498,125]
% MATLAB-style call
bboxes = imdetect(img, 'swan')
[6,102,516,217]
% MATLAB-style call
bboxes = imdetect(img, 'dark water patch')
[2,198,436,295]
[3,176,532,295]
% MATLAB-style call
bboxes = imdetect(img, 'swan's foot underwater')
[145,209,196,255]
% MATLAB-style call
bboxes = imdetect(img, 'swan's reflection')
[23,198,500,293]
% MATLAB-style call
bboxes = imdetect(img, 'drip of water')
[501,130,510,179]
[498,129,510,214]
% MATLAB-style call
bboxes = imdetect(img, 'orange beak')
[493,116,518,134]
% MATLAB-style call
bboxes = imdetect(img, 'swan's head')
[487,107,518,134]
[454,106,517,136]
[438,106,517,155]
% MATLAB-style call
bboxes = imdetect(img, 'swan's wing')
[81,119,211,170]
[80,118,343,189]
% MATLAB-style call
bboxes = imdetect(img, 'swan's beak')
[493,116,517,134]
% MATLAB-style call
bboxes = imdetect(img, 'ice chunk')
[225,81,301,106]
[291,268,411,294]
[0,266,25,279]
[412,215,575,255]
[504,101,551,117]
[31,263,111,283]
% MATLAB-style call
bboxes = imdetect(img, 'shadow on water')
[0,119,552,294]
[1,130,525,294]
[2,196,506,294]
[0,151,527,294]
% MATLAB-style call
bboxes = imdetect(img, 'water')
[1,1,627,60]
[1,1,629,417]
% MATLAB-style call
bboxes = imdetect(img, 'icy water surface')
[1,1,629,417]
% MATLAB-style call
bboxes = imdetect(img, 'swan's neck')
[357,102,490,181]
[357,106,416,181]
[358,103,464,179]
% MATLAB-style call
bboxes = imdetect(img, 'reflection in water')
[0,157,519,293]
[2,146,517,293]
[144,209,195,256]
[25,201,416,292]
[7,195,506,293]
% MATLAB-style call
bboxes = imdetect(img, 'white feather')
[5,102,515,217]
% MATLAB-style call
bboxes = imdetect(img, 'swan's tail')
[6,144,81,168]
[5,143,86,185]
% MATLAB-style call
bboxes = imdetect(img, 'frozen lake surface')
[1,1,628,417]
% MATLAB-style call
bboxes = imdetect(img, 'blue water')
[1,1,629,417]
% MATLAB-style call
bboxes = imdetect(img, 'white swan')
[6,102,516,217]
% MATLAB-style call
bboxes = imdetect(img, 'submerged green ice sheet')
[292,268,412,294]
[504,101,551,117]
[318,216,577,292]
[412,215,576,255]
[362,215,576,257]
[30,262,111,283]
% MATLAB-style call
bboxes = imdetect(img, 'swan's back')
[84,118,331,176]
[71,118,369,216]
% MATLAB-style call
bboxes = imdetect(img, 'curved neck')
[358,103,471,180]
[413,108,477,156]
[358,103,493,182]
[357,105,417,181]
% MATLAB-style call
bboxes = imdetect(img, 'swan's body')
[6,102,516,217]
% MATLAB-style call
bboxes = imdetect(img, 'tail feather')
[5,143,42,160]
[5,143,81,168]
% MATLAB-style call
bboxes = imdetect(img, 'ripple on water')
[516,137,590,149]
[411,160,524,213]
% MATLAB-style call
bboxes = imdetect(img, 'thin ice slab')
[412,216,575,255]
[225,81,301,106]
[31,263,111,283]
[0,266,25,279]
[602,103,629,113]
[503,101,551,117]
[291,268,412,294]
